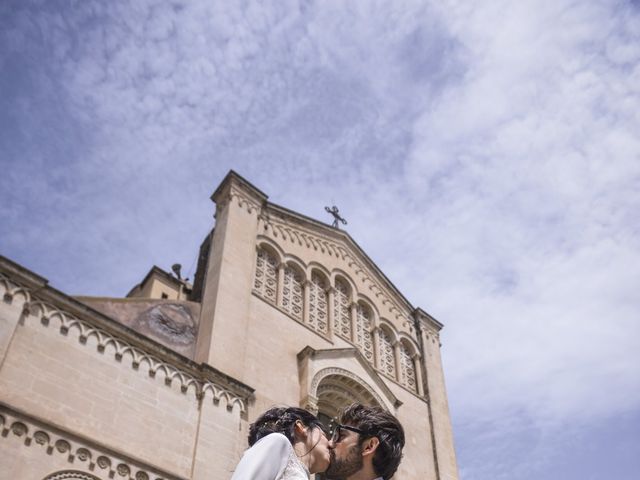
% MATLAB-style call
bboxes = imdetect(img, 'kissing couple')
[231,403,405,480]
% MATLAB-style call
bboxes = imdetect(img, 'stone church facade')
[0,172,458,480]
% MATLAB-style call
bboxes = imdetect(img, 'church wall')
[420,327,459,480]
[0,318,198,477]
[191,399,246,480]
[385,379,439,480]
[242,293,348,416]
[0,297,199,478]
[0,296,20,366]
[144,277,182,300]
[0,428,103,480]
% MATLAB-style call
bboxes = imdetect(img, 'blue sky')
[1,1,639,479]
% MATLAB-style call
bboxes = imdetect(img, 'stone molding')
[211,171,267,215]
[0,272,252,414]
[0,403,181,480]
[225,187,263,215]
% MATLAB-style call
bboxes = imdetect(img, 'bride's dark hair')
[248,406,324,446]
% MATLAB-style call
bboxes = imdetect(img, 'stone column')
[413,352,424,396]
[276,263,285,307]
[349,302,358,343]
[303,280,311,325]
[326,287,335,339]
[393,340,402,382]
[372,325,381,369]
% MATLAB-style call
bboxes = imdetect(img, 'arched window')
[309,272,328,334]
[282,265,304,320]
[355,303,374,363]
[378,328,395,378]
[399,342,417,392]
[333,278,351,340]
[254,247,278,304]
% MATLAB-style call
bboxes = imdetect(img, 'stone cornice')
[0,264,254,413]
[0,402,182,480]
[413,307,444,334]
[211,170,268,215]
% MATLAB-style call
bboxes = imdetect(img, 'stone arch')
[331,269,357,296]
[378,318,399,343]
[43,471,100,480]
[306,261,331,280]
[256,237,285,262]
[355,293,380,324]
[310,368,387,420]
[398,333,420,357]
[282,254,307,275]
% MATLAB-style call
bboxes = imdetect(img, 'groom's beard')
[324,443,363,479]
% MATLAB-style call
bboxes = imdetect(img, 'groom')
[325,403,405,480]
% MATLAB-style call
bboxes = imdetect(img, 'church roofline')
[209,170,443,328]
[210,169,269,204]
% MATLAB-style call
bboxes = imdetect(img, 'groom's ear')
[361,436,380,458]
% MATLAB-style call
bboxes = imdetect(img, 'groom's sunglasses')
[330,424,372,443]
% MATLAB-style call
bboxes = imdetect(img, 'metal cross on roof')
[325,205,347,229]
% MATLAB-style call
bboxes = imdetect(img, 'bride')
[231,406,331,480]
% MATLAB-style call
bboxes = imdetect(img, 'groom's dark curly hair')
[248,406,324,446]
[339,403,405,480]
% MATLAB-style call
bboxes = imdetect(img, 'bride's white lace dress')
[230,433,310,480]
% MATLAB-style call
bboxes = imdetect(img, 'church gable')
[247,203,423,396]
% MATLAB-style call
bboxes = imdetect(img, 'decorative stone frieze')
[211,172,266,215]
[0,272,252,414]
[0,404,176,480]
[227,188,263,214]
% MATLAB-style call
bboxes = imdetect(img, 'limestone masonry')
[0,171,459,480]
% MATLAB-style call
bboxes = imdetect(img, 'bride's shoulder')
[253,433,292,453]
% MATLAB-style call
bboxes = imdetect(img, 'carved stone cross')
[324,206,347,229]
